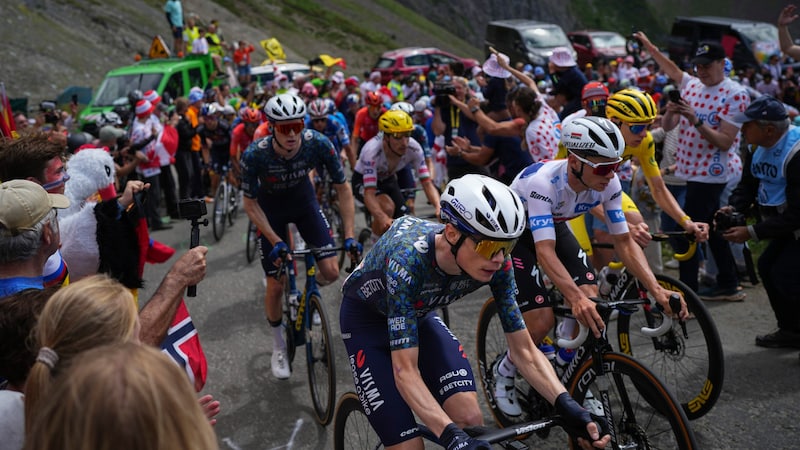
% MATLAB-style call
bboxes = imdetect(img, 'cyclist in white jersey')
[491,117,688,416]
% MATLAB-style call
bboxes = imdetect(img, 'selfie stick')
[187,215,208,297]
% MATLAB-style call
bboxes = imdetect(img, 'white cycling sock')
[272,322,286,350]
[497,352,518,378]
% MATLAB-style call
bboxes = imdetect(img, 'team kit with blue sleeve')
[239,129,347,275]
[508,159,629,311]
[340,216,525,445]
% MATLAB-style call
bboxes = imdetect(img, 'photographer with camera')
[431,76,488,180]
[719,96,800,350]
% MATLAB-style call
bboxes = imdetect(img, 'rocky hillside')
[2,0,798,107]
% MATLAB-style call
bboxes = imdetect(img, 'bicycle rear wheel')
[245,221,258,263]
[212,181,227,241]
[333,392,383,450]
[567,352,697,450]
[616,274,724,420]
[307,294,336,425]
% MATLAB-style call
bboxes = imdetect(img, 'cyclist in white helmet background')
[340,174,610,450]
[240,93,361,380]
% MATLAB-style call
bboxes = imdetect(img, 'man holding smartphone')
[634,32,750,300]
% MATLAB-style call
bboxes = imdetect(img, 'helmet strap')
[444,232,470,275]
[571,160,592,189]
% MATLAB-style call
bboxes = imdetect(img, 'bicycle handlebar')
[272,246,361,280]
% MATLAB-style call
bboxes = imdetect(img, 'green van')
[79,54,216,127]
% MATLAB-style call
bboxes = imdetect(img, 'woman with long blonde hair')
[25,342,218,450]
[23,274,139,431]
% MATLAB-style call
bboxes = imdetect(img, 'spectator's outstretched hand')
[198,394,221,426]
[172,246,208,287]
[779,5,799,27]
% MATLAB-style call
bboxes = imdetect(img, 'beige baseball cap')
[0,179,70,235]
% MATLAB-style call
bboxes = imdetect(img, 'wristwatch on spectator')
[694,118,704,128]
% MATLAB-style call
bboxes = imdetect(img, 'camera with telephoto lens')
[432,82,456,107]
[714,210,746,232]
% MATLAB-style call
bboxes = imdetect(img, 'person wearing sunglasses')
[306,98,355,170]
[240,93,360,380]
[340,174,610,450]
[490,116,689,418]
[352,110,440,238]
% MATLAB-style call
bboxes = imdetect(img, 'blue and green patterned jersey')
[342,216,526,351]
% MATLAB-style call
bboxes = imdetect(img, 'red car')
[568,30,628,68]
[372,47,480,85]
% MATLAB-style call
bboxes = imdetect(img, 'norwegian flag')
[161,300,208,392]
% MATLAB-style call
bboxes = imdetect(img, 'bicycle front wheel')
[567,352,697,450]
[616,273,724,420]
[227,185,239,226]
[212,181,227,241]
[307,294,336,425]
[333,392,383,450]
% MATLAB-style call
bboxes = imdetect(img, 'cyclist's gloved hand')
[344,237,362,256]
[268,241,289,267]
[554,392,607,442]
[439,423,491,450]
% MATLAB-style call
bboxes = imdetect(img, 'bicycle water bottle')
[555,317,578,369]
[597,266,621,298]
[288,292,300,322]
[555,348,575,368]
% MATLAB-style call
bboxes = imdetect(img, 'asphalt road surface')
[140,199,799,450]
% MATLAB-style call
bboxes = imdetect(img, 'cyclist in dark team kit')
[340,175,609,450]
[240,93,360,380]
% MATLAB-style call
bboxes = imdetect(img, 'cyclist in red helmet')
[351,90,386,155]
[230,107,262,183]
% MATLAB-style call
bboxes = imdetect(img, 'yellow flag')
[260,38,286,62]
[318,54,347,69]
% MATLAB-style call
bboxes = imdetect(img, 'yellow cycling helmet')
[606,88,657,123]
[379,110,414,134]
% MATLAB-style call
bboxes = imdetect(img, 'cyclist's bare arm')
[344,142,357,171]
[534,238,605,336]
[420,178,441,217]
[645,174,708,242]
[611,232,688,319]
[243,197,281,247]
[363,186,393,234]
[332,180,356,241]
[391,347,456,436]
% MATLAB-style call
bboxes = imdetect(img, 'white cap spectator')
[549,47,576,68]
[482,53,511,78]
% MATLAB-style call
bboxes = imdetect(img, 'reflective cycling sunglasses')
[387,131,412,139]
[571,152,622,176]
[273,121,304,135]
[468,235,519,259]
[312,117,328,123]
[625,122,651,134]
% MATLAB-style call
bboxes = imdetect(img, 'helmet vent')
[475,208,495,233]
[482,185,497,209]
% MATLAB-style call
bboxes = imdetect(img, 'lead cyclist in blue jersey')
[340,175,609,450]
[240,93,360,380]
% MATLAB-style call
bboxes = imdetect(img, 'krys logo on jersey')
[350,351,385,415]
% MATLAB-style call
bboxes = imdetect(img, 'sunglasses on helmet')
[468,235,518,259]
[571,152,622,176]
[273,121,304,135]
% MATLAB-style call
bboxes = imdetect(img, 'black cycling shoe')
[755,328,800,349]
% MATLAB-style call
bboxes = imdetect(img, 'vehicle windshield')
[592,33,627,49]
[522,26,570,49]
[734,23,778,43]
[92,73,163,107]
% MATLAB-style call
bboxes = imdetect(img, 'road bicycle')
[476,297,698,449]
[211,165,241,241]
[273,225,358,425]
[591,232,724,420]
[333,389,610,450]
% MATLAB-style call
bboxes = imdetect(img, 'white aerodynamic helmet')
[561,116,624,159]
[390,101,414,116]
[440,174,525,241]
[264,93,307,122]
